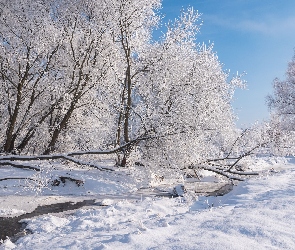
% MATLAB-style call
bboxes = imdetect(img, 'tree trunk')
[3,81,24,152]
[123,65,132,143]
[43,102,76,154]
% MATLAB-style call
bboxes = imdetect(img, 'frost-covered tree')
[0,0,61,153]
[267,51,295,154]
[39,0,114,154]
[105,0,161,143]
[116,8,244,173]
[98,6,245,169]
[0,0,249,181]
[267,51,295,130]
[0,0,115,154]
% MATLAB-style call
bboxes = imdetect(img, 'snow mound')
[0,238,16,250]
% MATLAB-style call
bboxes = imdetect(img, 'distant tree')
[267,51,295,154]
[267,51,295,130]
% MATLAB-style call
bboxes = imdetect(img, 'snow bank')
[11,166,295,249]
[1,156,295,249]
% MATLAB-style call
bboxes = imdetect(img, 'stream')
[0,181,234,243]
[0,199,96,242]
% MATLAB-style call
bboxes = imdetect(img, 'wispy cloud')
[205,15,295,36]
[237,17,295,35]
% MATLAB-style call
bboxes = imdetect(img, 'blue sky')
[156,0,295,127]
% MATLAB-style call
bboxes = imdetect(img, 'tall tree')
[41,0,113,154]
[0,0,61,153]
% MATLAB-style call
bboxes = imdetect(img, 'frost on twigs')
[0,0,281,189]
[267,51,295,156]
[51,176,84,187]
[24,165,53,196]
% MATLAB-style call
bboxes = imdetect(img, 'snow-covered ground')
[1,157,295,249]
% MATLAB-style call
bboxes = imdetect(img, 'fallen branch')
[0,131,188,163]
[200,166,245,181]
[0,177,35,181]
[228,170,259,176]
[0,134,163,170]
[0,161,40,171]
[0,135,152,162]
[62,155,114,171]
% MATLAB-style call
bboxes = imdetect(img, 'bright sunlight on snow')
[1,156,295,249]
[1,0,295,249]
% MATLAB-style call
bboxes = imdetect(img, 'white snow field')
[1,157,295,249]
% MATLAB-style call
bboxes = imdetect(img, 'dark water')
[207,183,234,197]
[0,199,95,242]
